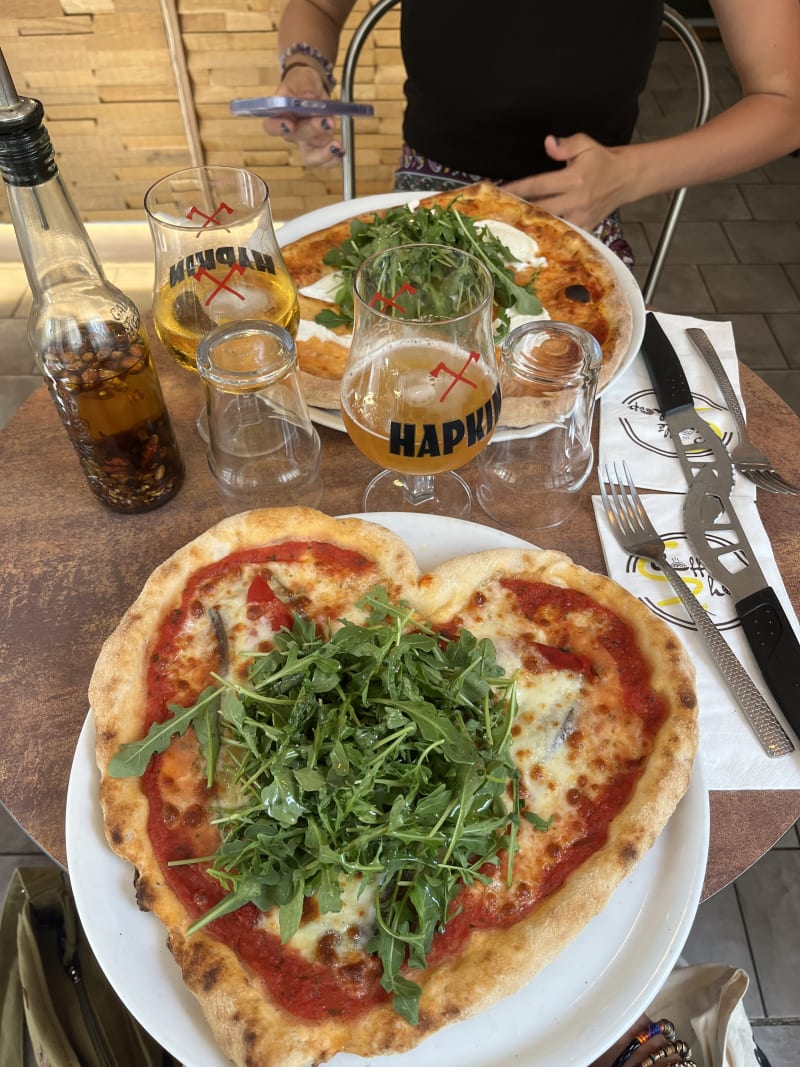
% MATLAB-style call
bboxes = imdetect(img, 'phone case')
[230,97,374,119]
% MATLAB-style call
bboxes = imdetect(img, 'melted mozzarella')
[502,307,552,333]
[296,319,352,346]
[298,217,545,311]
[260,876,378,961]
[475,219,548,270]
[299,271,345,303]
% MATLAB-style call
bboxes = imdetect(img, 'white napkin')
[593,490,800,790]
[599,312,756,501]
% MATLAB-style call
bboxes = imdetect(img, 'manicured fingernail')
[321,117,332,131]
[329,145,345,157]
[280,122,291,133]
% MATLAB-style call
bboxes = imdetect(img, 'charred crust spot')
[620,842,639,866]
[201,963,223,992]
[414,1010,434,1032]
[679,686,695,709]
[98,728,117,744]
[134,874,156,913]
[110,825,124,845]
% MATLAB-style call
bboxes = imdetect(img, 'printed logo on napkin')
[599,313,756,500]
[617,526,742,632]
[594,491,800,790]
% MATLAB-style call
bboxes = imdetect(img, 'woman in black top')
[266,0,800,256]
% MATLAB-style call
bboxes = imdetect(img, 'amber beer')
[153,270,300,372]
[341,339,501,475]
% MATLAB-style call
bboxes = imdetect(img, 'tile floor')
[2,28,800,1067]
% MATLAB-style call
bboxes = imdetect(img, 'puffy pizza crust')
[281,182,634,415]
[93,512,698,1067]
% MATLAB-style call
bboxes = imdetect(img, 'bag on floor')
[647,963,763,1067]
[0,865,174,1067]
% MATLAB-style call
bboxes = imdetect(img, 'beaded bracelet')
[279,42,337,93]
[609,1020,679,1067]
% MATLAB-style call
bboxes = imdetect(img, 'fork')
[687,328,800,495]
[598,462,794,757]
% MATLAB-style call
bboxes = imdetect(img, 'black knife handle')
[640,312,694,416]
[739,586,800,734]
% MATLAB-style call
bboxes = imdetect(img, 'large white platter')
[67,513,707,1067]
[278,192,646,440]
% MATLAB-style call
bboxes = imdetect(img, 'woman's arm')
[263,0,357,166]
[505,0,800,229]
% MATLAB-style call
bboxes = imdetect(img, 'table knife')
[639,313,800,745]
[639,312,734,497]
[684,465,800,742]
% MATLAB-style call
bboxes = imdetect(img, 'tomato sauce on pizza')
[280,183,634,414]
[92,509,697,1067]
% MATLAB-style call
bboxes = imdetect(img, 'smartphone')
[231,96,374,119]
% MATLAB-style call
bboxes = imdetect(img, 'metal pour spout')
[0,46,42,131]
[0,46,21,109]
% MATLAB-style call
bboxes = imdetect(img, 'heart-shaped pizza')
[92,508,697,1067]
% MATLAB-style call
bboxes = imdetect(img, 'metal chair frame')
[340,0,711,305]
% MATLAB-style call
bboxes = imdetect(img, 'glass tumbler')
[196,320,322,513]
[476,321,601,531]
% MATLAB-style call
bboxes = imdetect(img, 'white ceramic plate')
[67,513,707,1067]
[278,193,646,440]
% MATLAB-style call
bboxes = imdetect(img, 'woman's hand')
[261,64,345,168]
[504,133,634,230]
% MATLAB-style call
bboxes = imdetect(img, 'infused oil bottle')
[0,52,184,512]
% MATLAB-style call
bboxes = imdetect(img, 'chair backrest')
[340,0,401,201]
[339,1,711,305]
[642,6,711,304]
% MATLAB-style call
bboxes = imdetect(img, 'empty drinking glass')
[476,321,601,530]
[196,320,322,513]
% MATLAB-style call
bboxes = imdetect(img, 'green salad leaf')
[315,199,542,339]
[109,587,552,1024]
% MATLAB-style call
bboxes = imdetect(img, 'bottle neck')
[4,173,108,297]
[0,115,106,298]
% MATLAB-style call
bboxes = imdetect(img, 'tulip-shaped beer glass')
[341,244,500,517]
[145,167,299,434]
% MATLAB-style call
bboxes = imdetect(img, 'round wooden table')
[0,341,798,899]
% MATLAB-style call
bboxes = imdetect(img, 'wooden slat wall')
[0,0,405,224]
